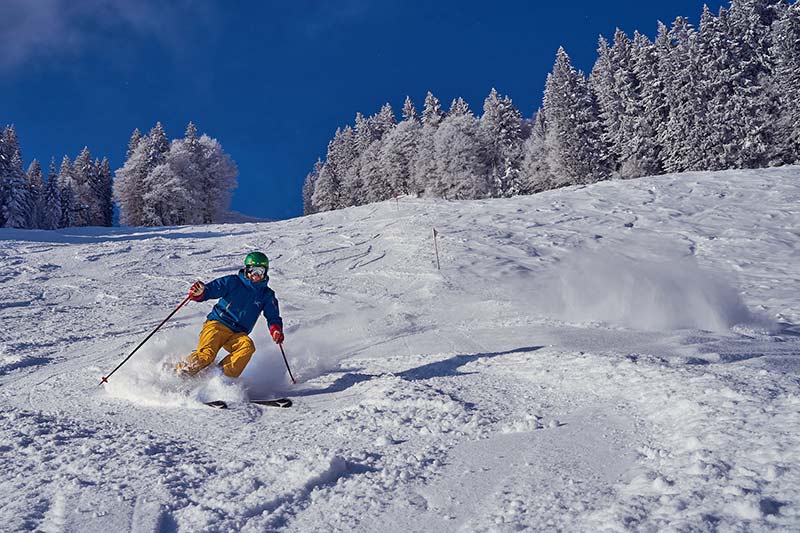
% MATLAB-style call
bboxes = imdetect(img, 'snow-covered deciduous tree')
[165,122,204,225]
[543,47,612,186]
[140,161,191,226]
[116,122,238,226]
[193,134,238,224]
[114,123,171,226]
[433,111,491,200]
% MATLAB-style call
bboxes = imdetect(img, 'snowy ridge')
[0,167,798,531]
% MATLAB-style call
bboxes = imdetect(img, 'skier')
[175,251,284,378]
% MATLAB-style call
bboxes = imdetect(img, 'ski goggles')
[245,265,267,277]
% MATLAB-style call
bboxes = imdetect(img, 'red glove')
[189,280,205,301]
[270,324,284,344]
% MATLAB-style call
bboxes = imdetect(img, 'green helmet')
[244,251,269,269]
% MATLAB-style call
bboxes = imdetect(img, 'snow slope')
[1,167,798,532]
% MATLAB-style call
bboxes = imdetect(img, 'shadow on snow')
[293,345,544,398]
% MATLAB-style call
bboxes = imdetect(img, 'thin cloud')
[0,0,215,70]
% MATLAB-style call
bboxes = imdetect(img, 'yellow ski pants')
[180,320,255,378]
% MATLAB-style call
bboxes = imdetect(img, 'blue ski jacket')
[198,270,282,335]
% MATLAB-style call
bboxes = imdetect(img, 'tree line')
[303,0,800,214]
[0,125,113,230]
[0,121,238,229]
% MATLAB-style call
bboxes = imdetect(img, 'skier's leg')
[218,333,255,378]
[176,320,233,376]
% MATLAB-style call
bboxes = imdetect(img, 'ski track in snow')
[0,167,799,531]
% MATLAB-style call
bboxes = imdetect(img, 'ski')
[204,398,292,409]
[251,398,292,408]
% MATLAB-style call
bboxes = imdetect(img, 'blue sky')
[1,0,727,221]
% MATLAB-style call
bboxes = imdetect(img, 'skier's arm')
[193,276,232,302]
[263,292,283,342]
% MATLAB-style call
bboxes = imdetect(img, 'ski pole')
[100,294,192,385]
[279,343,297,384]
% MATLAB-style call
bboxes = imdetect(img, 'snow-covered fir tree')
[127,128,142,159]
[520,109,556,194]
[72,147,94,226]
[312,128,351,211]
[628,30,666,177]
[542,48,612,186]
[337,126,365,207]
[26,159,43,228]
[114,130,151,226]
[770,1,800,163]
[448,97,472,118]
[401,96,418,122]
[40,158,62,230]
[1,126,33,229]
[656,17,703,173]
[725,0,782,168]
[372,103,397,139]
[57,156,77,229]
[305,1,798,213]
[421,91,445,127]
[380,97,420,196]
[88,157,113,226]
[410,92,445,196]
[590,35,625,173]
[347,104,397,205]
[592,30,638,177]
[302,158,323,215]
[360,141,389,204]
[480,88,525,197]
